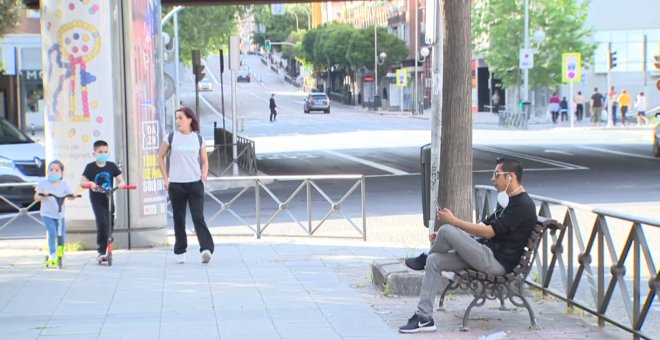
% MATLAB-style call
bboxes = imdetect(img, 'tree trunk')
[438,0,473,222]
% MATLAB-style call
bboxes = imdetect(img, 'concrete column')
[39,0,167,249]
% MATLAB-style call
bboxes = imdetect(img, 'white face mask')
[497,176,511,208]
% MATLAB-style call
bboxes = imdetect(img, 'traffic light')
[264,39,271,52]
[607,42,617,70]
[608,50,618,69]
[191,49,205,82]
[194,65,206,82]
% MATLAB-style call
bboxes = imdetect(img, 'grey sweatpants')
[417,224,506,319]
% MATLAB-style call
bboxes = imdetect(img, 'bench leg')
[460,295,486,331]
[437,279,459,311]
[507,281,538,329]
[499,297,508,310]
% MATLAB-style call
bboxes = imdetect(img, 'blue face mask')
[47,173,62,182]
[96,154,110,163]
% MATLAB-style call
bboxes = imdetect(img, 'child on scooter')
[34,160,76,266]
[80,140,125,262]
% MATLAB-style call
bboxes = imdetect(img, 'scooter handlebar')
[81,183,137,191]
[38,193,82,199]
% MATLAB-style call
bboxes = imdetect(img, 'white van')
[0,118,45,208]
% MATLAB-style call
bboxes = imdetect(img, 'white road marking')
[475,145,588,170]
[544,150,575,156]
[324,150,409,175]
[364,167,585,179]
[577,146,659,161]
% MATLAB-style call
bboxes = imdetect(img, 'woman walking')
[158,106,214,264]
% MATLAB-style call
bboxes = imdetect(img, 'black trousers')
[91,197,114,254]
[169,181,214,254]
[575,104,584,121]
[270,107,277,121]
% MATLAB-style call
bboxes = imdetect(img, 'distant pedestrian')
[269,93,277,122]
[574,91,585,122]
[491,91,501,114]
[590,88,604,127]
[617,89,632,126]
[548,92,560,124]
[559,97,568,122]
[608,86,618,126]
[634,91,648,126]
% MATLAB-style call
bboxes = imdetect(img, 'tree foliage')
[346,26,409,75]
[162,5,249,64]
[252,4,309,53]
[296,25,408,77]
[472,0,596,89]
[0,0,25,38]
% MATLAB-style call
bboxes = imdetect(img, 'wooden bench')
[437,217,563,331]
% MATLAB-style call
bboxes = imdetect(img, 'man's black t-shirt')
[591,93,604,108]
[481,192,537,273]
[82,161,122,205]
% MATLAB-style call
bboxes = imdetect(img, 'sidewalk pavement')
[0,232,629,340]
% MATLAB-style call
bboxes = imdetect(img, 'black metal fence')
[475,185,659,340]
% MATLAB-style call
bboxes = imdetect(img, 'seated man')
[399,158,537,333]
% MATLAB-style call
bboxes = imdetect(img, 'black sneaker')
[398,313,436,333]
[404,252,428,271]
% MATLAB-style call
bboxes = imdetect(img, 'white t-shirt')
[635,95,647,112]
[165,131,203,183]
[36,180,73,219]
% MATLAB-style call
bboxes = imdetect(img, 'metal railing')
[0,182,43,232]
[474,185,659,339]
[168,175,367,240]
[207,139,257,176]
[498,110,528,129]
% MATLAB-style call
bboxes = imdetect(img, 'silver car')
[304,92,330,114]
[654,123,659,158]
[197,77,213,91]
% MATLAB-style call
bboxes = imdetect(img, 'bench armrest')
[538,216,563,233]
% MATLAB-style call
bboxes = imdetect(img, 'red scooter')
[82,184,136,266]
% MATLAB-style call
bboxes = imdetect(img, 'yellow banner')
[396,69,408,88]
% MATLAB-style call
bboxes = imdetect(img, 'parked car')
[304,92,330,114]
[0,118,45,209]
[237,68,251,82]
[654,123,660,158]
[197,77,213,91]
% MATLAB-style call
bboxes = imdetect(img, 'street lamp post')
[301,6,312,30]
[161,6,185,128]
[416,47,430,115]
[292,11,300,31]
[374,52,387,110]
[374,23,388,110]
[374,24,378,108]
[522,0,545,118]
[522,0,530,110]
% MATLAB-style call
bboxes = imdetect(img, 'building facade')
[0,12,43,130]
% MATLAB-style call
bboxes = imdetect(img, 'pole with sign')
[562,52,581,128]
[396,68,407,113]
